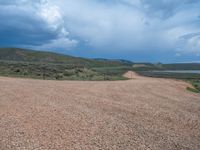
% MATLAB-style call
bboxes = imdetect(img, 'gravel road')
[0,72,199,150]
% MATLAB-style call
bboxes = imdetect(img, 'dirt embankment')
[0,73,199,150]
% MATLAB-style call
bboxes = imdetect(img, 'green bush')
[63,69,75,76]
[14,68,21,73]
[55,73,63,80]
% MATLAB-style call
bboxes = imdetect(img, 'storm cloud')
[0,0,200,62]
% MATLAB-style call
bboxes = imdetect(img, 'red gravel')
[0,73,199,150]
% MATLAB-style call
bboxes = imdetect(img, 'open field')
[0,73,200,150]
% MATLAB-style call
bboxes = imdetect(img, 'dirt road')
[0,73,199,150]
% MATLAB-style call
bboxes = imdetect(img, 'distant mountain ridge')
[0,47,200,70]
[163,63,200,70]
[93,58,133,65]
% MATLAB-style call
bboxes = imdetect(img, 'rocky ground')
[0,72,199,150]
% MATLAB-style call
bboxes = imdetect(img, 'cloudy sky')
[0,0,200,62]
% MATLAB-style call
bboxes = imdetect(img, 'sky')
[0,0,200,63]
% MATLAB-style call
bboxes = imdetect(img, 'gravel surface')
[0,72,200,150]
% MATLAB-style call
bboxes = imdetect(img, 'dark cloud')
[180,32,200,40]
[140,0,200,18]
[0,8,57,46]
[0,0,77,49]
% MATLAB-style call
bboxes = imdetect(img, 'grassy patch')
[0,61,129,81]
[187,87,200,93]
[188,80,200,93]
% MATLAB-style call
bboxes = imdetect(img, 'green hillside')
[0,48,129,80]
[0,48,200,82]
[0,48,126,67]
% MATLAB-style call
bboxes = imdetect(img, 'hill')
[0,47,200,81]
[0,48,126,67]
[0,48,130,80]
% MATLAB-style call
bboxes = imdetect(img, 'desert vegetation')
[0,48,200,93]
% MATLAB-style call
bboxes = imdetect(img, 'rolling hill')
[0,47,200,81]
[0,48,127,67]
[0,48,131,80]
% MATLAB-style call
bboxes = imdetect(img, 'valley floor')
[0,73,199,150]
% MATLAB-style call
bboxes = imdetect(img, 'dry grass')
[0,72,200,150]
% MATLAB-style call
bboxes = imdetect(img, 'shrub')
[55,73,63,80]
[14,68,20,73]
[63,70,75,76]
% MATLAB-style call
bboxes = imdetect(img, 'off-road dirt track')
[0,72,200,150]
